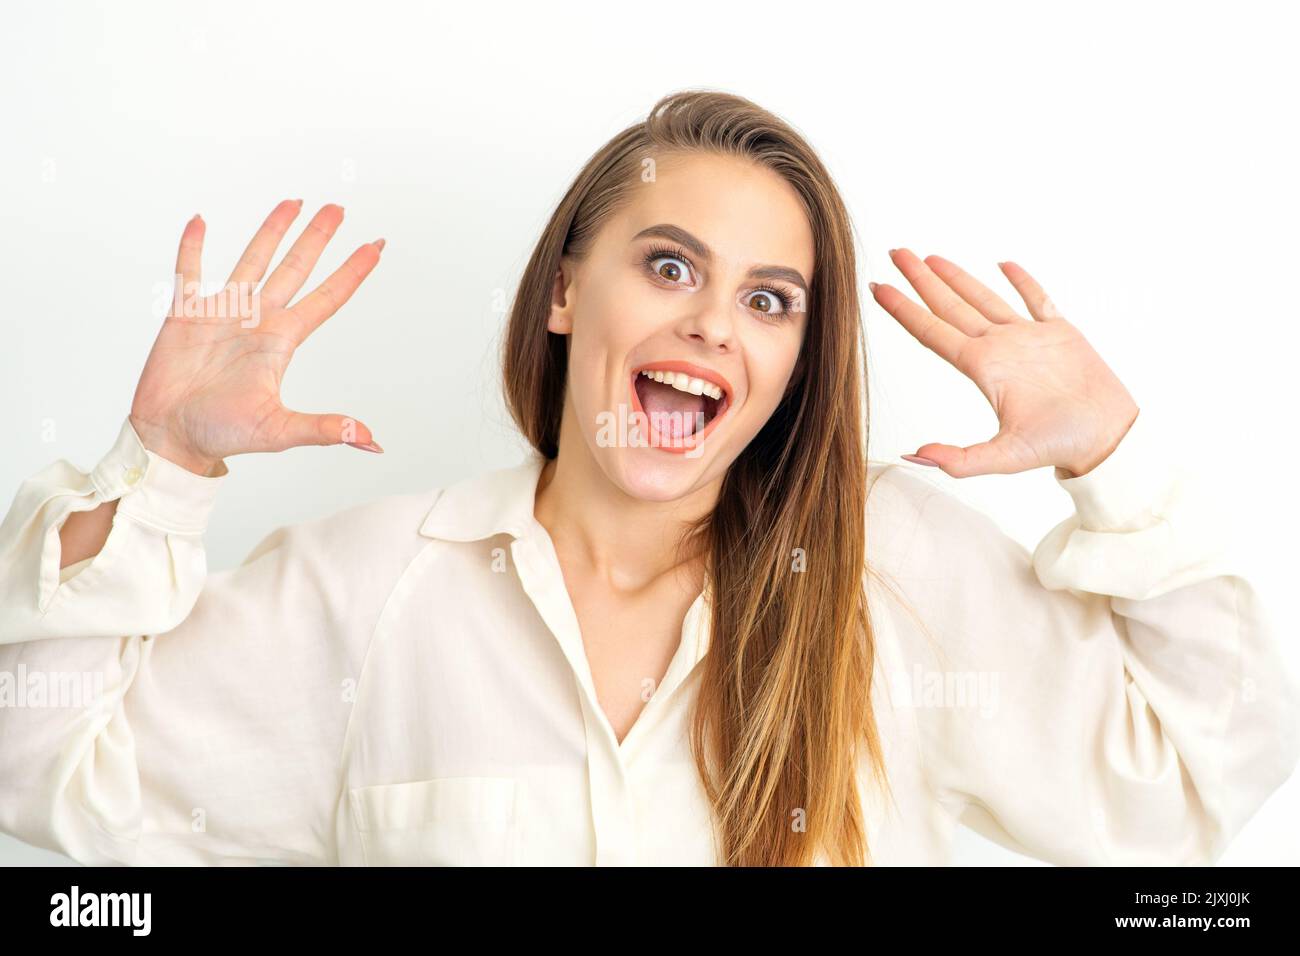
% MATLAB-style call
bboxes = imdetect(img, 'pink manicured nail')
[374,238,386,252]
[901,454,939,467]
[346,441,384,454]
[869,281,878,292]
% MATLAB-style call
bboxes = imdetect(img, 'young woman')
[1,90,1295,867]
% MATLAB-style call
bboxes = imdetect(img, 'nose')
[676,291,736,354]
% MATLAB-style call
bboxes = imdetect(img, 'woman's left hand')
[871,248,1140,479]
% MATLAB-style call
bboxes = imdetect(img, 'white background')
[1,0,1296,865]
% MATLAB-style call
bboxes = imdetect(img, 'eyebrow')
[631,223,809,293]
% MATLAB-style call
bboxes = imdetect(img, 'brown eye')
[745,284,796,320]
[644,248,693,286]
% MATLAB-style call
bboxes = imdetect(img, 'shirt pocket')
[348,776,519,866]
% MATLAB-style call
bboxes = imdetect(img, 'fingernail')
[191,213,202,223]
[901,454,939,467]
[346,441,384,454]
[374,238,386,252]
[869,281,878,292]
[888,248,898,255]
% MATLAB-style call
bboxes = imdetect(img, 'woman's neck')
[533,418,717,597]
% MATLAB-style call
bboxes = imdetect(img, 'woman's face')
[548,152,814,502]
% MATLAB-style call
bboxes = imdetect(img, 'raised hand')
[127,200,384,476]
[871,249,1139,479]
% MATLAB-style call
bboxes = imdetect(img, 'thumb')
[905,433,1025,478]
[279,411,383,454]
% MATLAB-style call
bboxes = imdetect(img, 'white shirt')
[1,410,1296,866]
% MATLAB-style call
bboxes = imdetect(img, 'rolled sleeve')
[0,418,229,628]
[103,418,228,536]
[1052,408,1175,533]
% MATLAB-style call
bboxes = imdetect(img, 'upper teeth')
[639,369,724,400]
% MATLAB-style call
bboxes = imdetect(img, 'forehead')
[615,152,815,279]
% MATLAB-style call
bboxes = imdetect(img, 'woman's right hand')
[128,200,384,476]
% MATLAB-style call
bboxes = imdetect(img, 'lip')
[628,360,736,455]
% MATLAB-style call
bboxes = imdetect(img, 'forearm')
[58,498,117,568]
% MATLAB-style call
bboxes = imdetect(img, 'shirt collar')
[418,448,714,665]
[418,448,550,542]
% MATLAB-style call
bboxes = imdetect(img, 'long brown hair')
[502,88,890,865]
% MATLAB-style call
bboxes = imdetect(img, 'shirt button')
[124,466,143,485]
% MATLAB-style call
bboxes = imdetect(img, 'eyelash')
[642,243,799,319]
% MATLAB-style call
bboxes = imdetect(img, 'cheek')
[741,329,803,415]
[565,308,654,411]
[576,276,658,343]
[743,372,789,424]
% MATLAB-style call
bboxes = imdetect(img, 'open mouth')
[629,364,733,453]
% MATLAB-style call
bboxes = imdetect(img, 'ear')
[547,257,575,334]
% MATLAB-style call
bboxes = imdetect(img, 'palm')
[871,249,1139,478]
[129,201,384,472]
[134,319,294,458]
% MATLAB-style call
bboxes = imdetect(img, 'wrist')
[127,414,224,477]
[1059,406,1140,479]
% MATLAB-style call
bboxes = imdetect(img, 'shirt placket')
[509,531,638,865]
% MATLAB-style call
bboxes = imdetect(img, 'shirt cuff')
[1051,408,1178,533]
[95,417,229,535]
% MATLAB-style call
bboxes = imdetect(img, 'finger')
[997,260,1064,322]
[226,199,304,288]
[910,433,1033,478]
[283,240,384,342]
[174,213,205,296]
[276,411,382,452]
[888,248,990,336]
[259,204,346,309]
[923,255,1023,324]
[869,280,970,372]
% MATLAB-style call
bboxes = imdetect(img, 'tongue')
[638,378,705,440]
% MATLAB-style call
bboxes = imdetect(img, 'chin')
[594,440,719,503]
